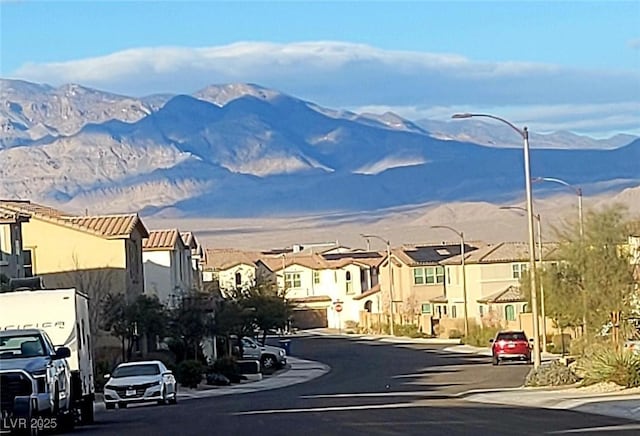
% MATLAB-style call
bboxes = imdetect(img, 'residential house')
[258,249,384,329]
[203,248,262,295]
[0,200,149,301]
[143,229,193,308]
[441,241,559,330]
[379,243,471,321]
[0,206,30,280]
[181,231,206,290]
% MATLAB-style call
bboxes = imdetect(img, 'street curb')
[300,330,462,345]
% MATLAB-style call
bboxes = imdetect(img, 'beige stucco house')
[258,249,384,329]
[203,248,263,295]
[0,206,30,280]
[0,200,149,301]
[441,241,559,328]
[377,243,471,322]
[143,229,194,308]
[181,231,206,290]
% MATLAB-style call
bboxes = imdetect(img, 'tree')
[168,290,214,361]
[524,206,639,343]
[103,293,168,361]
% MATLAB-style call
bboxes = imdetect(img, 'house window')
[479,305,484,317]
[522,303,529,313]
[345,271,353,294]
[413,266,445,285]
[505,305,516,321]
[313,271,320,284]
[23,249,33,277]
[285,272,301,289]
[451,305,457,318]
[235,272,242,287]
[512,263,529,279]
[421,303,431,314]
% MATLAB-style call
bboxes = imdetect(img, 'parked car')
[490,330,532,365]
[240,337,287,371]
[103,360,177,409]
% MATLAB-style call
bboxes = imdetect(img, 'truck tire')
[80,398,95,424]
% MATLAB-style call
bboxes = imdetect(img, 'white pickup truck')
[0,288,95,426]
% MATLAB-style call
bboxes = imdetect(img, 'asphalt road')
[73,336,639,435]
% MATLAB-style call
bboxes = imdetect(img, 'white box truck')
[0,288,95,424]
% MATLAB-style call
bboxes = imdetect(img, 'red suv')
[490,330,532,365]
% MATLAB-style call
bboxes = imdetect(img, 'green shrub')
[525,361,580,387]
[176,360,205,389]
[462,324,501,347]
[579,349,640,388]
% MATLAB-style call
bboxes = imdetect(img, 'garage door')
[291,308,328,329]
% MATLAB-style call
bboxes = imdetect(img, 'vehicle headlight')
[279,350,285,356]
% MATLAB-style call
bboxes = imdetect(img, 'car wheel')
[81,398,95,424]
[157,387,167,405]
[261,355,277,371]
[169,391,178,405]
[492,355,500,366]
[105,403,115,410]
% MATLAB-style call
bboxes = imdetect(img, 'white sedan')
[103,360,177,409]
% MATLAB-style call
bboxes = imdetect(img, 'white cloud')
[9,41,640,135]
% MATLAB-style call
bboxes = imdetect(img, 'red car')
[490,330,532,365]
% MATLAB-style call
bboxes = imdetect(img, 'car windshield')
[496,332,527,341]
[0,334,46,359]
[112,363,160,378]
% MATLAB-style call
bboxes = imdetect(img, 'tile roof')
[477,285,525,304]
[352,284,381,300]
[0,200,148,239]
[0,206,30,224]
[429,295,448,303]
[205,249,262,270]
[322,251,385,268]
[143,229,183,250]
[441,241,560,265]
[180,231,197,249]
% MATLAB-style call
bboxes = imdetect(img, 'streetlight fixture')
[361,233,395,336]
[452,112,541,368]
[500,206,547,352]
[532,177,583,239]
[431,225,469,338]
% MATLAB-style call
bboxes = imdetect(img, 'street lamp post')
[500,206,547,352]
[361,233,395,336]
[532,177,583,238]
[431,225,469,338]
[453,113,541,368]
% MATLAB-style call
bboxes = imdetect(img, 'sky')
[1,0,639,137]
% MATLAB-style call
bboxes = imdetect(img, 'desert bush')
[525,361,580,387]
[462,324,501,347]
[394,324,423,338]
[448,329,463,339]
[176,360,205,389]
[579,348,640,388]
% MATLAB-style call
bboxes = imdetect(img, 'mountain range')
[1,78,638,218]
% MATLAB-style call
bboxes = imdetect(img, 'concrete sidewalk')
[95,356,330,411]
[300,328,461,345]
[463,385,640,421]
